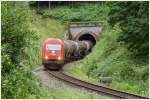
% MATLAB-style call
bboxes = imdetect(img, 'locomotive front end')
[42,38,64,70]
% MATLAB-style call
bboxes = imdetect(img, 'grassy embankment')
[28,12,65,68]
[48,88,107,99]
[41,3,149,96]
[30,11,107,98]
[66,24,149,96]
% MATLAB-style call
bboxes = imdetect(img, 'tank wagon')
[64,40,93,61]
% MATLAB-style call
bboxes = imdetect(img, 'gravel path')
[34,66,76,89]
[33,66,105,99]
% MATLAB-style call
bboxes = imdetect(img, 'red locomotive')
[42,38,64,70]
[42,38,93,70]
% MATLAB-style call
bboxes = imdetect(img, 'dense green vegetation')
[1,2,44,98]
[2,1,149,98]
[108,2,149,61]
[43,3,109,22]
[41,2,149,96]
[67,23,148,96]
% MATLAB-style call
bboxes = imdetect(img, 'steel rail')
[47,70,149,99]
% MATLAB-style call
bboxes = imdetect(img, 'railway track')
[47,70,148,99]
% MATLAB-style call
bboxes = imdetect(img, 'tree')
[108,1,149,61]
[2,1,31,64]
[2,2,41,98]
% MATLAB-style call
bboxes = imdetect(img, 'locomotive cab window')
[46,44,61,50]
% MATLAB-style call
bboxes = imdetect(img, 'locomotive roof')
[44,38,63,43]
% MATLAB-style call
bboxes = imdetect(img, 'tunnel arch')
[78,34,96,45]
[75,31,98,46]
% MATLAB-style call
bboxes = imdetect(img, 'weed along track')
[47,70,148,99]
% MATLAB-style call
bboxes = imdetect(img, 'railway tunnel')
[64,22,102,60]
[78,33,97,46]
[65,22,101,45]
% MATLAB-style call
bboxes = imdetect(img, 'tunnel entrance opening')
[79,34,96,45]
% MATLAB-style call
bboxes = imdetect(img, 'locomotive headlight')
[58,56,61,60]
[45,56,48,59]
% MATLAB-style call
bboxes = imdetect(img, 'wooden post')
[48,1,51,9]
[37,1,39,11]
[72,1,73,8]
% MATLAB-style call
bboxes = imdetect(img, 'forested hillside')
[1,1,149,98]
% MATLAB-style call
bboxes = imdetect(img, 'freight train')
[42,38,93,70]
[42,22,102,70]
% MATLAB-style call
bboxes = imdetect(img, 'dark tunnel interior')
[79,34,96,45]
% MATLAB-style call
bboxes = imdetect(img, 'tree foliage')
[2,2,31,64]
[2,2,42,98]
[108,1,149,60]
[43,4,101,22]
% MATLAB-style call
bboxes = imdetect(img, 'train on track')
[42,38,64,70]
[42,22,102,70]
[42,38,93,70]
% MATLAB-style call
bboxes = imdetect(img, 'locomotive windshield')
[46,44,61,50]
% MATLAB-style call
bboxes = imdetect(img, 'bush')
[2,2,31,64]
[87,23,148,95]
[1,2,43,98]
[108,1,149,61]
[43,3,102,22]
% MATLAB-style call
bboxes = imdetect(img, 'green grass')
[44,87,108,99]
[64,60,98,84]
[28,11,65,68]
[67,62,148,96]
[30,14,65,41]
